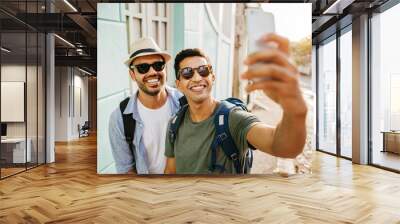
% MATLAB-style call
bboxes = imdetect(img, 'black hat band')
[129,48,158,59]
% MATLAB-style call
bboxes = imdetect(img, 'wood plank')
[0,134,400,223]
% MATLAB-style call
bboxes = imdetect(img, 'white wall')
[55,66,69,141]
[70,72,89,139]
[1,65,36,138]
[1,65,27,145]
[97,3,131,173]
[1,82,24,122]
[54,67,89,141]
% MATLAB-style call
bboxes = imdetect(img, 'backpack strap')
[178,95,188,107]
[168,104,188,145]
[226,97,256,151]
[167,96,189,156]
[119,97,136,167]
[210,101,242,174]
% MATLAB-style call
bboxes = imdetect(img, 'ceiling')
[0,0,395,75]
[0,0,98,74]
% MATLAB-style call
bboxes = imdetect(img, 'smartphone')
[245,8,275,55]
[245,8,276,83]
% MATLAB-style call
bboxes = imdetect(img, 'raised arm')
[241,33,307,158]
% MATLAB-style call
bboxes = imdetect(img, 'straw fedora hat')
[124,37,171,67]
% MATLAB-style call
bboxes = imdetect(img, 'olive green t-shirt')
[165,105,260,174]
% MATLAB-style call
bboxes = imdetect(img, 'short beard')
[136,73,164,96]
[186,91,210,104]
[138,84,161,96]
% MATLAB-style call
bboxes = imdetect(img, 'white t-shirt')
[137,97,172,174]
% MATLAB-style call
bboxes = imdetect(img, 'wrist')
[284,105,307,119]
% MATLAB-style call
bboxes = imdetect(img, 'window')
[339,27,352,158]
[317,36,337,155]
[0,1,46,179]
[371,3,400,171]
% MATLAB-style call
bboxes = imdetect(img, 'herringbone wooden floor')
[1,134,400,224]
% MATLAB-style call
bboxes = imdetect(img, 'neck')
[188,97,218,122]
[137,88,168,109]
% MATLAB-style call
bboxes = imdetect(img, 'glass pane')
[390,76,400,129]
[371,3,400,171]
[0,1,46,178]
[0,1,26,13]
[38,33,45,165]
[317,37,337,154]
[27,1,39,13]
[0,12,26,32]
[1,31,27,177]
[39,1,46,13]
[340,29,352,158]
[27,31,38,169]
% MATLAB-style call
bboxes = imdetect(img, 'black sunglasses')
[130,61,165,74]
[178,65,212,80]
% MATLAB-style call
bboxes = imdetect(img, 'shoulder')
[109,105,124,131]
[228,106,260,129]
[168,104,188,128]
[229,107,254,119]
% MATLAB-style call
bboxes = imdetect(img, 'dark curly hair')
[174,48,210,79]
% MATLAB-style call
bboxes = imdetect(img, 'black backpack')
[119,97,136,169]
[119,96,255,174]
[168,97,255,174]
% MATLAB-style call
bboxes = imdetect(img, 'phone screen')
[246,9,275,54]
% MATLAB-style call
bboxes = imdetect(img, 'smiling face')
[130,54,166,96]
[175,56,215,104]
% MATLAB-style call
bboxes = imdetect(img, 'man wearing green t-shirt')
[164,34,307,174]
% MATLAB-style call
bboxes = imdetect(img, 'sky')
[261,3,312,42]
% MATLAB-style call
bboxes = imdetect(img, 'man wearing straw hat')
[108,37,182,174]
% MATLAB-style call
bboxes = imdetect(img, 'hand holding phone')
[245,8,276,83]
[241,33,307,116]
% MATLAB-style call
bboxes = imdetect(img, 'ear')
[211,73,215,82]
[129,69,137,82]
[175,79,181,90]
